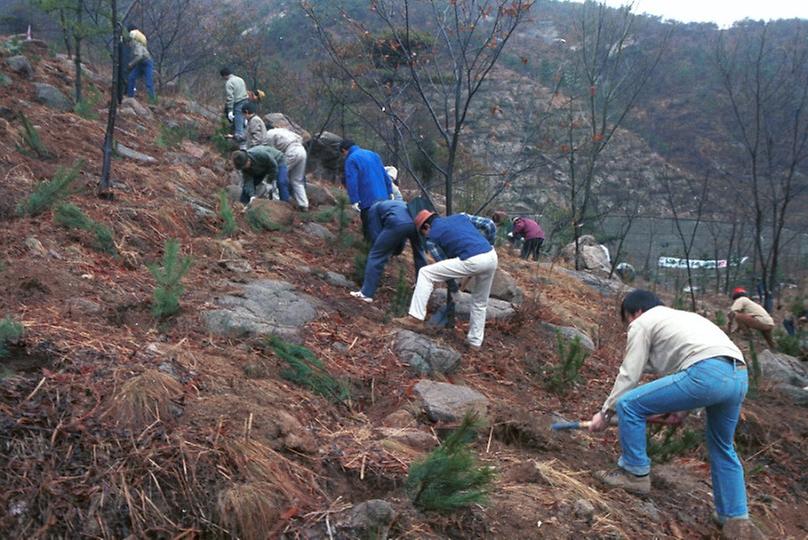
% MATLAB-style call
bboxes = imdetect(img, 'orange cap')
[732,287,747,296]
[414,209,435,231]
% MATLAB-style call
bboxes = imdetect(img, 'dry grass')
[104,369,184,431]
[216,482,285,540]
[532,459,612,511]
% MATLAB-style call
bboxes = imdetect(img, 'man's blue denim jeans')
[615,357,749,520]
[277,163,290,201]
[360,223,412,298]
[233,99,247,141]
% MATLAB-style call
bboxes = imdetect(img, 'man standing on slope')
[339,140,393,240]
[350,200,427,303]
[727,287,776,350]
[220,67,249,144]
[126,23,155,101]
[395,210,498,349]
[511,216,544,261]
[589,289,763,540]
[265,122,310,212]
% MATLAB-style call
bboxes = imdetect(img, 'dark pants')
[360,223,425,298]
[360,208,370,241]
[127,58,155,99]
[521,237,544,261]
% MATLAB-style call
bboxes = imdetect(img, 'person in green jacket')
[231,146,289,205]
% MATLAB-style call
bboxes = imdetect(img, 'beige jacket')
[731,296,774,326]
[264,128,303,154]
[224,75,248,112]
[246,115,267,148]
[602,306,744,413]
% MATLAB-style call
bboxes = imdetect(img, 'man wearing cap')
[350,200,427,303]
[220,67,249,143]
[339,140,393,240]
[126,23,155,100]
[511,216,544,261]
[385,166,403,201]
[396,211,498,349]
[264,122,309,211]
[231,146,287,206]
[727,288,776,349]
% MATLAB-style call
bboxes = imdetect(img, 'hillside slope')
[0,47,806,539]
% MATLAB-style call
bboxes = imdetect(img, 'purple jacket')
[513,218,544,240]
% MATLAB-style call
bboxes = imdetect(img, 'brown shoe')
[720,518,765,540]
[593,468,651,495]
[392,316,426,333]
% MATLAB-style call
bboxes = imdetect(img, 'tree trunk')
[73,0,83,104]
[59,9,72,58]
[99,0,119,195]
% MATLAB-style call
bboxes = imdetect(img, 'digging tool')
[551,413,686,431]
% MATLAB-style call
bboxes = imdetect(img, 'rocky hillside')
[1,44,807,539]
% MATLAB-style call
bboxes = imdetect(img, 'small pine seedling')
[406,412,494,512]
[0,316,23,358]
[17,160,83,216]
[335,193,349,238]
[714,310,726,328]
[389,266,411,317]
[218,190,237,237]
[55,203,117,255]
[647,424,700,463]
[546,334,589,394]
[16,113,51,159]
[148,239,192,319]
[269,336,350,403]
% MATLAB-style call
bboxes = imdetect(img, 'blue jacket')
[428,214,493,261]
[366,200,415,244]
[344,145,393,209]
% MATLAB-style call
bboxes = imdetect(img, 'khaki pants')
[732,312,775,348]
[286,143,308,209]
[409,249,498,347]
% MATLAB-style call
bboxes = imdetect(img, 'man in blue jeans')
[349,200,427,303]
[589,290,763,539]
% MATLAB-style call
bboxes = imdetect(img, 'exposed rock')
[615,262,636,283]
[198,167,217,183]
[181,140,206,159]
[302,222,335,241]
[541,322,595,352]
[247,199,294,226]
[116,143,157,163]
[219,259,252,273]
[305,182,338,207]
[66,297,102,315]
[191,203,215,219]
[774,384,808,406]
[307,131,342,182]
[413,379,489,422]
[24,236,48,257]
[120,97,153,120]
[185,100,219,122]
[263,112,311,141]
[573,498,596,522]
[6,55,33,78]
[758,350,808,387]
[378,427,437,451]
[323,271,354,288]
[488,268,524,304]
[337,500,396,540]
[557,267,627,297]
[203,280,320,340]
[382,409,415,428]
[394,330,461,375]
[560,235,612,273]
[33,83,73,112]
[429,289,515,320]
[226,184,242,204]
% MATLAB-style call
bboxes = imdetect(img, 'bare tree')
[98,0,119,195]
[302,0,533,214]
[716,21,808,310]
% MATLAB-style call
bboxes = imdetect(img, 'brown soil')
[0,51,806,540]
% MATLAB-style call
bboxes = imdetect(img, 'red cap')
[414,209,435,231]
[732,287,747,296]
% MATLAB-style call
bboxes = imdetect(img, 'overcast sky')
[599,0,808,28]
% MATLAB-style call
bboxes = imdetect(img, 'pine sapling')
[546,334,589,394]
[148,239,192,319]
[218,190,237,237]
[55,203,117,255]
[390,266,411,317]
[406,412,494,512]
[0,316,23,358]
[17,160,83,216]
[269,336,350,403]
[16,113,51,159]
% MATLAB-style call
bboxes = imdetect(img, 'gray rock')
[302,222,335,241]
[414,379,489,422]
[560,235,611,273]
[66,297,102,315]
[615,262,636,283]
[394,330,461,375]
[429,289,515,320]
[339,499,396,540]
[324,271,354,288]
[758,350,808,387]
[541,322,595,352]
[557,267,627,297]
[226,184,242,203]
[774,384,808,406]
[219,259,252,273]
[263,112,311,141]
[306,182,338,207]
[573,498,596,521]
[185,100,219,122]
[489,268,524,304]
[24,236,48,257]
[203,280,320,340]
[378,427,437,451]
[120,97,153,120]
[33,83,73,111]
[191,203,215,218]
[116,143,157,163]
[6,55,33,78]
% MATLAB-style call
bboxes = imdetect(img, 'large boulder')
[203,280,320,341]
[488,268,524,304]
[6,55,33,78]
[757,350,808,406]
[246,199,294,226]
[394,330,461,375]
[306,182,339,207]
[263,112,311,141]
[307,131,342,182]
[301,222,335,241]
[120,97,153,120]
[541,322,595,352]
[557,267,627,297]
[560,235,611,273]
[429,289,515,320]
[414,380,489,422]
[33,83,73,111]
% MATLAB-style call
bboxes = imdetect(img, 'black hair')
[424,213,437,228]
[126,23,137,32]
[231,150,249,170]
[338,139,355,152]
[219,67,231,77]
[241,102,257,115]
[620,289,663,322]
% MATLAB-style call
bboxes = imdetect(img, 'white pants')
[409,249,498,347]
[286,143,309,209]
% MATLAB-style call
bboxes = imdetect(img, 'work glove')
[227,111,234,122]
[351,202,361,213]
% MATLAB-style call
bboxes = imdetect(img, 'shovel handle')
[551,420,592,431]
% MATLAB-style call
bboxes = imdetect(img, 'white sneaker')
[350,291,373,303]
